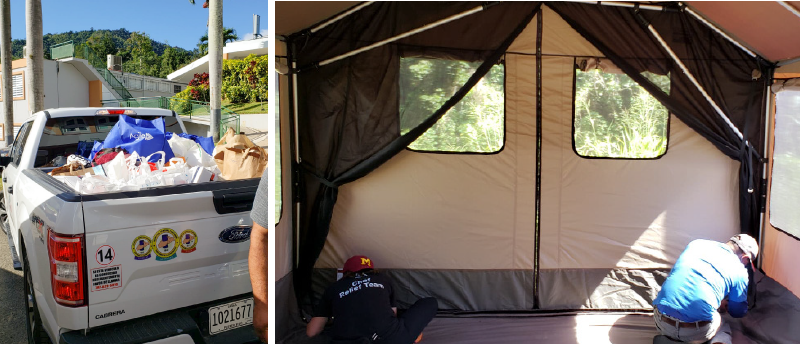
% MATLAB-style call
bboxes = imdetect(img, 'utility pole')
[209,0,222,141]
[26,0,43,114]
[0,0,12,144]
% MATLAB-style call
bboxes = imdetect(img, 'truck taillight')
[47,230,85,307]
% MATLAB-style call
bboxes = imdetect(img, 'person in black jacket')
[306,255,437,344]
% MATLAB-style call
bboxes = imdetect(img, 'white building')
[0,57,186,147]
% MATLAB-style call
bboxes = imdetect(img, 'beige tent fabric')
[538,56,740,271]
[762,226,800,298]
[508,6,601,57]
[319,52,538,269]
[318,14,740,274]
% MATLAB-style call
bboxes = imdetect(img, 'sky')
[9,0,268,51]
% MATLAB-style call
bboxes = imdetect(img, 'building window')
[1,72,25,101]
[174,85,182,93]
[12,73,24,99]
[573,61,670,159]
[399,57,505,153]
[770,90,800,239]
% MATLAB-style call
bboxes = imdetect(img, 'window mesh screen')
[573,69,670,158]
[770,90,800,238]
[399,58,505,153]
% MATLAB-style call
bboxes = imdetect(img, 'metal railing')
[84,46,133,100]
[102,96,240,138]
[50,41,74,60]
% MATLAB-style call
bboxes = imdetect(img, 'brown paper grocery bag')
[49,162,95,177]
[214,140,267,180]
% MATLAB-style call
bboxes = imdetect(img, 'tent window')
[399,57,505,153]
[573,61,670,159]
[770,90,800,239]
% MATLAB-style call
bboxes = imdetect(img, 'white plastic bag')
[53,175,81,191]
[168,135,215,168]
[102,152,130,181]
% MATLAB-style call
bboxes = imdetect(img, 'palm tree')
[26,0,43,113]
[1,0,12,143]
[197,27,237,55]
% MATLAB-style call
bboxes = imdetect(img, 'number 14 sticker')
[96,245,115,265]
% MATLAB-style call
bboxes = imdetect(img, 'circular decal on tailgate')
[131,235,152,260]
[151,228,178,261]
[179,229,197,253]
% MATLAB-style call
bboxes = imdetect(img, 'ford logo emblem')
[219,225,252,243]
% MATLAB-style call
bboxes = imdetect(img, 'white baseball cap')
[730,234,759,261]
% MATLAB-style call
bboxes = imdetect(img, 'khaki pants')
[653,307,732,344]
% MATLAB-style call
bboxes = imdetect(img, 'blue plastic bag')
[76,141,95,158]
[166,132,214,155]
[177,133,214,155]
[95,115,174,162]
[88,140,104,161]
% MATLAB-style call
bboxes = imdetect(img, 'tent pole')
[288,38,302,268]
[683,6,759,59]
[310,2,374,34]
[758,83,774,271]
[778,1,800,20]
[572,1,762,60]
[311,4,493,69]
[570,0,670,12]
[641,18,745,141]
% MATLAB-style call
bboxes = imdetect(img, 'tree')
[85,31,117,58]
[207,0,223,141]
[197,27,237,55]
[119,31,160,76]
[0,0,11,143]
[159,45,191,78]
[26,0,43,113]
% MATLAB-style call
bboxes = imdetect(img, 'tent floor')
[281,271,798,344]
[284,312,765,344]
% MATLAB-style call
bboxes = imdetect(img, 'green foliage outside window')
[400,58,505,153]
[573,69,670,158]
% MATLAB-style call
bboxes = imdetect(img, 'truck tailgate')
[82,182,257,328]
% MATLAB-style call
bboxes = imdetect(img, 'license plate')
[208,298,254,335]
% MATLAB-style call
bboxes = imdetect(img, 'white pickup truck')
[1,108,260,344]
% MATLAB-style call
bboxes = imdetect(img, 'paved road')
[0,232,27,344]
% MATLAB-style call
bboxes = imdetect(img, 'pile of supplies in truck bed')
[48,115,266,194]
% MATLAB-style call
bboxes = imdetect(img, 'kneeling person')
[653,234,758,344]
[307,255,437,344]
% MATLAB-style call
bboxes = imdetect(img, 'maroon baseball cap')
[343,255,374,273]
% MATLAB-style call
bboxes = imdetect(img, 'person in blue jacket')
[653,234,758,344]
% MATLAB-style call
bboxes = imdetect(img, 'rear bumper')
[58,294,260,344]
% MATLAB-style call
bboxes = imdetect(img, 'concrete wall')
[54,61,89,108]
[240,113,268,131]
[183,120,211,137]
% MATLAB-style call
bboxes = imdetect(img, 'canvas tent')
[274,2,800,343]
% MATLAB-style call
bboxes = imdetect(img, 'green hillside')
[9,28,197,79]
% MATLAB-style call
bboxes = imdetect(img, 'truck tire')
[22,243,52,344]
[0,194,7,234]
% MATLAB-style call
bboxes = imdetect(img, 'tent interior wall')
[275,1,800,343]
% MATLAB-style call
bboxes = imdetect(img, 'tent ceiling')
[275,1,360,36]
[276,1,800,63]
[686,1,800,63]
